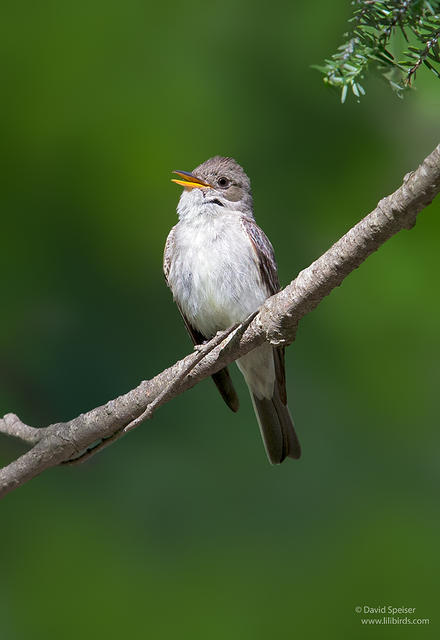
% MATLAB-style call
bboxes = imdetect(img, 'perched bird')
[164,156,301,464]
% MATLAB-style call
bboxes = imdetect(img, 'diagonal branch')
[1,143,439,499]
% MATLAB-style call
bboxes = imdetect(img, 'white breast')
[168,209,267,337]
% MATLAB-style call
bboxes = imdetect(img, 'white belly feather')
[168,209,275,399]
[169,211,267,336]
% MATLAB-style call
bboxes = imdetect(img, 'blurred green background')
[1,1,439,638]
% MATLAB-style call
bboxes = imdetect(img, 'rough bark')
[1,143,439,499]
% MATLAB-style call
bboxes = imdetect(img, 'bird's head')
[172,156,253,220]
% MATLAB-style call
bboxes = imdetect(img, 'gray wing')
[241,216,287,405]
[163,228,239,412]
[240,216,280,295]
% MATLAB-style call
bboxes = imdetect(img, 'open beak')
[171,170,212,190]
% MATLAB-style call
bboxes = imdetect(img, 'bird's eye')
[217,176,230,188]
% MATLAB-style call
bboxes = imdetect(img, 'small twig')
[0,413,43,445]
[124,315,256,433]
[63,312,258,465]
[406,29,440,85]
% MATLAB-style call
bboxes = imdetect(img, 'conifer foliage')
[317,1,440,101]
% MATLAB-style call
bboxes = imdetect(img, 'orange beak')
[171,170,212,190]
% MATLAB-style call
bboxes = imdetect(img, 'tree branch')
[1,143,439,499]
[0,413,43,445]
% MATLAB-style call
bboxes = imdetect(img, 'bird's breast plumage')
[167,210,267,338]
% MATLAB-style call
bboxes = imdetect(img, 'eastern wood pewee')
[164,156,301,464]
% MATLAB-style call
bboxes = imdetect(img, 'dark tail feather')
[212,367,239,412]
[251,387,301,464]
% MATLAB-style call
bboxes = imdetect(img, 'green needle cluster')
[316,0,440,101]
